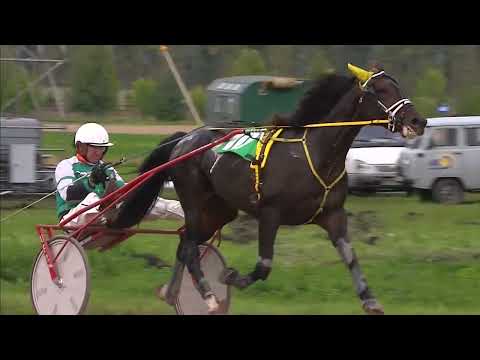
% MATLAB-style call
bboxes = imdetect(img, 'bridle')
[358,71,412,132]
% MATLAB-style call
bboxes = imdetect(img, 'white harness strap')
[378,98,412,131]
[360,71,386,89]
[360,71,412,132]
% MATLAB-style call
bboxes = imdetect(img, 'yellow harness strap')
[250,128,284,195]
[305,119,389,128]
[247,119,388,221]
[251,128,347,224]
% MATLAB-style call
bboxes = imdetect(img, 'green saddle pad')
[213,131,264,161]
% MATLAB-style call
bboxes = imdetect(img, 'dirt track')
[45,123,198,135]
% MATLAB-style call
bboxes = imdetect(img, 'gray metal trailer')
[0,117,63,195]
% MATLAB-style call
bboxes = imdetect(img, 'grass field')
[1,132,479,315]
[2,193,479,315]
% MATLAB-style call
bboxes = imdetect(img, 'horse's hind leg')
[316,208,384,315]
[157,229,187,306]
[161,196,238,312]
[158,260,185,305]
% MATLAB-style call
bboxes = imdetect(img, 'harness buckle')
[388,121,396,132]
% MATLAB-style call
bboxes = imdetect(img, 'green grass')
[2,193,480,315]
[2,132,480,315]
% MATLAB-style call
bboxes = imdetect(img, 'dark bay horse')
[112,64,427,314]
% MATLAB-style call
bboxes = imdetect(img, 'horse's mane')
[285,74,356,126]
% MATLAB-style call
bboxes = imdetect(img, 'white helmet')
[74,123,114,147]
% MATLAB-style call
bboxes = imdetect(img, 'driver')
[55,123,184,226]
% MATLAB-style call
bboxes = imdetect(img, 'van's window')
[466,127,480,146]
[352,126,405,148]
[430,128,457,147]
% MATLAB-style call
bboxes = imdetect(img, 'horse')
[111,63,427,314]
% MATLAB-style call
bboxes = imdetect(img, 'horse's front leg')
[316,208,384,315]
[222,207,280,290]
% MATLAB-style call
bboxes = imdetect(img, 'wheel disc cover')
[31,239,89,315]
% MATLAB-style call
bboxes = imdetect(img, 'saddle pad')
[213,132,264,161]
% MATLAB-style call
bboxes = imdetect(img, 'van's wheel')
[432,179,464,204]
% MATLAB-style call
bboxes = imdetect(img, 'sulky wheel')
[175,244,231,315]
[31,236,91,315]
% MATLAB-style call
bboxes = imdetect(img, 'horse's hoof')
[205,294,219,314]
[362,299,385,315]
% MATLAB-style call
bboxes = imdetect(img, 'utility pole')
[0,60,66,113]
[1,46,67,117]
[160,45,203,126]
[37,45,65,118]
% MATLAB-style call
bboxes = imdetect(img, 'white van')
[399,116,480,203]
[346,126,406,192]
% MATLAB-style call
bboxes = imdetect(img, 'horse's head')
[348,63,427,138]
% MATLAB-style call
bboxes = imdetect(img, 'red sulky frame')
[36,129,243,284]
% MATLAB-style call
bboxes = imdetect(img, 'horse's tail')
[110,131,187,229]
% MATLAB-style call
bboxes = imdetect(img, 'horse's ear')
[368,61,385,73]
[347,63,374,83]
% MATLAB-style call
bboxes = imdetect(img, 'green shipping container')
[205,76,312,127]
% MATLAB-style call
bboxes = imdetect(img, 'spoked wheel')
[31,236,90,315]
[175,244,231,315]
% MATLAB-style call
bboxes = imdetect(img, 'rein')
[208,119,390,132]
[271,128,347,224]
[247,119,389,224]
[358,70,413,132]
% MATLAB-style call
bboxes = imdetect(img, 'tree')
[265,45,295,76]
[155,75,185,121]
[190,85,207,118]
[132,75,184,121]
[369,45,438,94]
[414,67,447,100]
[70,45,119,113]
[307,49,334,79]
[0,62,36,113]
[456,85,480,115]
[445,45,479,96]
[132,78,158,118]
[229,48,266,76]
[112,45,150,88]
[410,96,438,118]
[411,67,448,117]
